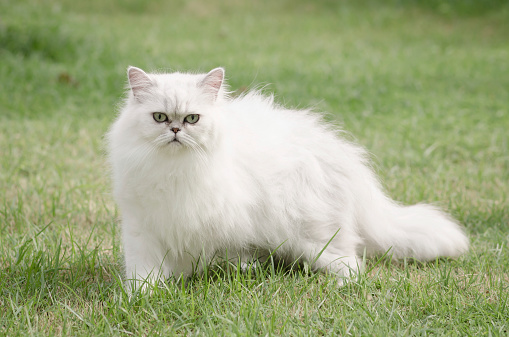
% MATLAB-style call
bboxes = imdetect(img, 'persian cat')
[107,66,468,289]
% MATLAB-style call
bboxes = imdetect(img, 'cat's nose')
[171,127,180,134]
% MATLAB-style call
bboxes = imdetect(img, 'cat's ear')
[199,67,225,100]
[127,66,153,101]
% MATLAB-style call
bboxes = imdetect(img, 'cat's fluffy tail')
[359,191,469,261]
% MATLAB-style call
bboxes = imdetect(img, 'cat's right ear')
[127,66,153,101]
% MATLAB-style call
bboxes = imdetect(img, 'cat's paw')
[240,260,260,272]
[314,253,362,286]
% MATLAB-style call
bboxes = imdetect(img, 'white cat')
[107,66,469,290]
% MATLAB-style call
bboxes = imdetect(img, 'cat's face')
[119,67,225,157]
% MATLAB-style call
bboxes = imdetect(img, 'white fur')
[107,67,469,289]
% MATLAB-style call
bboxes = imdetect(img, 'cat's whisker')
[179,134,208,165]
[123,137,166,176]
[186,140,207,162]
[121,142,159,176]
[153,133,172,145]
[119,144,150,175]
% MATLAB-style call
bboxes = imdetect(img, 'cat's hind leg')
[311,249,361,285]
[304,226,363,285]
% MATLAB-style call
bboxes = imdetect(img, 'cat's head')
[114,66,226,159]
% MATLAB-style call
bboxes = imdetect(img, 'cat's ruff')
[107,66,469,290]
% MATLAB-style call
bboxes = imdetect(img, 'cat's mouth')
[169,138,181,145]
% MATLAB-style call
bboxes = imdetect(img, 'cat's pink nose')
[171,127,180,134]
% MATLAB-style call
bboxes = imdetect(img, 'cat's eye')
[184,114,200,124]
[153,112,168,123]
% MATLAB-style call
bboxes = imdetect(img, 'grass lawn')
[1,0,508,335]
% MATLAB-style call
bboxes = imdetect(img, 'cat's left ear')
[199,67,225,101]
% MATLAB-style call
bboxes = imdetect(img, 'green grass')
[1,0,508,335]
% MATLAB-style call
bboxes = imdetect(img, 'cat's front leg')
[220,247,268,272]
[122,228,170,293]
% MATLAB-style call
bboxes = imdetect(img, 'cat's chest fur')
[122,164,223,221]
[116,153,258,243]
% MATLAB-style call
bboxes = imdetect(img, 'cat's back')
[224,91,352,161]
[219,91,369,201]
